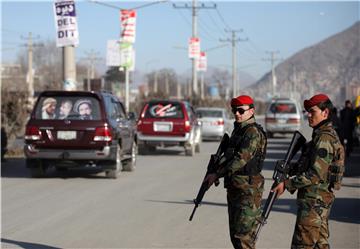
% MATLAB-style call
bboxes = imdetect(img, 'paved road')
[1,121,359,249]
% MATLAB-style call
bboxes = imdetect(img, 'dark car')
[137,99,202,156]
[24,90,137,178]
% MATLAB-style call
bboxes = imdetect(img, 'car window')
[104,96,126,120]
[186,105,194,120]
[145,102,184,118]
[35,96,101,120]
[118,102,126,118]
[196,110,223,118]
[269,102,297,114]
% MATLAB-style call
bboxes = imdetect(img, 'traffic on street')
[1,121,359,249]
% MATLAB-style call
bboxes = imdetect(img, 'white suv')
[265,98,302,138]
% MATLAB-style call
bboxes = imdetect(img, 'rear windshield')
[34,96,101,120]
[144,102,184,118]
[196,110,223,118]
[269,102,297,114]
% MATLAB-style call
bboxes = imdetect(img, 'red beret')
[231,95,254,107]
[304,93,329,111]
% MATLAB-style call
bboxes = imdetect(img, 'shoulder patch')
[317,148,328,158]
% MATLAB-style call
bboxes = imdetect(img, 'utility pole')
[26,32,34,106]
[177,82,182,99]
[21,32,41,107]
[200,72,205,100]
[291,63,297,100]
[165,72,169,96]
[173,0,216,97]
[263,51,280,98]
[153,70,158,94]
[84,50,102,91]
[220,29,247,97]
[62,46,77,90]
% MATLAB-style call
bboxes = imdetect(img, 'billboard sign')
[53,0,79,47]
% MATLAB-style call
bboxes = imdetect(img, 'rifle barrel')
[189,204,198,221]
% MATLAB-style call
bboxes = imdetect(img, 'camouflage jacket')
[216,117,267,188]
[285,120,344,205]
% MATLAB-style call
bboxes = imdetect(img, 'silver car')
[265,98,302,138]
[196,107,232,141]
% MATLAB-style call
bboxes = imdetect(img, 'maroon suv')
[24,91,137,178]
[137,99,202,156]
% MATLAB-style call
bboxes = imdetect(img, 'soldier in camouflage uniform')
[273,93,345,249]
[205,95,267,249]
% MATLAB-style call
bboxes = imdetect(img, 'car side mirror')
[128,112,136,120]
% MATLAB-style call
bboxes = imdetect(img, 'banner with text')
[120,10,136,43]
[53,0,79,47]
[120,43,135,71]
[188,37,200,59]
[196,52,207,72]
[106,40,121,66]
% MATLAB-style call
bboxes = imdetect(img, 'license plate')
[278,119,287,124]
[57,131,77,140]
[154,122,172,132]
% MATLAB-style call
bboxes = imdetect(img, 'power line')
[88,0,168,10]
[213,2,231,31]
[263,50,281,97]
[204,8,227,37]
[220,29,248,97]
[197,17,219,41]
[173,0,216,96]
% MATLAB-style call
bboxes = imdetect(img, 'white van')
[265,98,302,138]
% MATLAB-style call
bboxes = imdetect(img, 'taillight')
[265,117,276,123]
[94,126,112,142]
[137,119,142,127]
[215,119,224,125]
[140,104,149,118]
[185,120,191,132]
[25,126,42,140]
[287,118,300,124]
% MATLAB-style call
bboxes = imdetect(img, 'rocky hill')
[245,21,360,106]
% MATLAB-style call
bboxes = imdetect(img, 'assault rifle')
[253,131,306,242]
[189,133,230,221]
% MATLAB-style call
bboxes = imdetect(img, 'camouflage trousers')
[226,175,264,249]
[291,199,334,249]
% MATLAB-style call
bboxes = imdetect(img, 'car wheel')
[122,141,137,172]
[185,144,195,156]
[106,145,121,179]
[27,159,46,178]
[138,144,148,155]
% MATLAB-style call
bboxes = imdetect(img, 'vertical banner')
[53,0,79,47]
[196,51,207,72]
[120,9,137,43]
[188,37,201,59]
[120,43,135,71]
[106,40,121,66]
